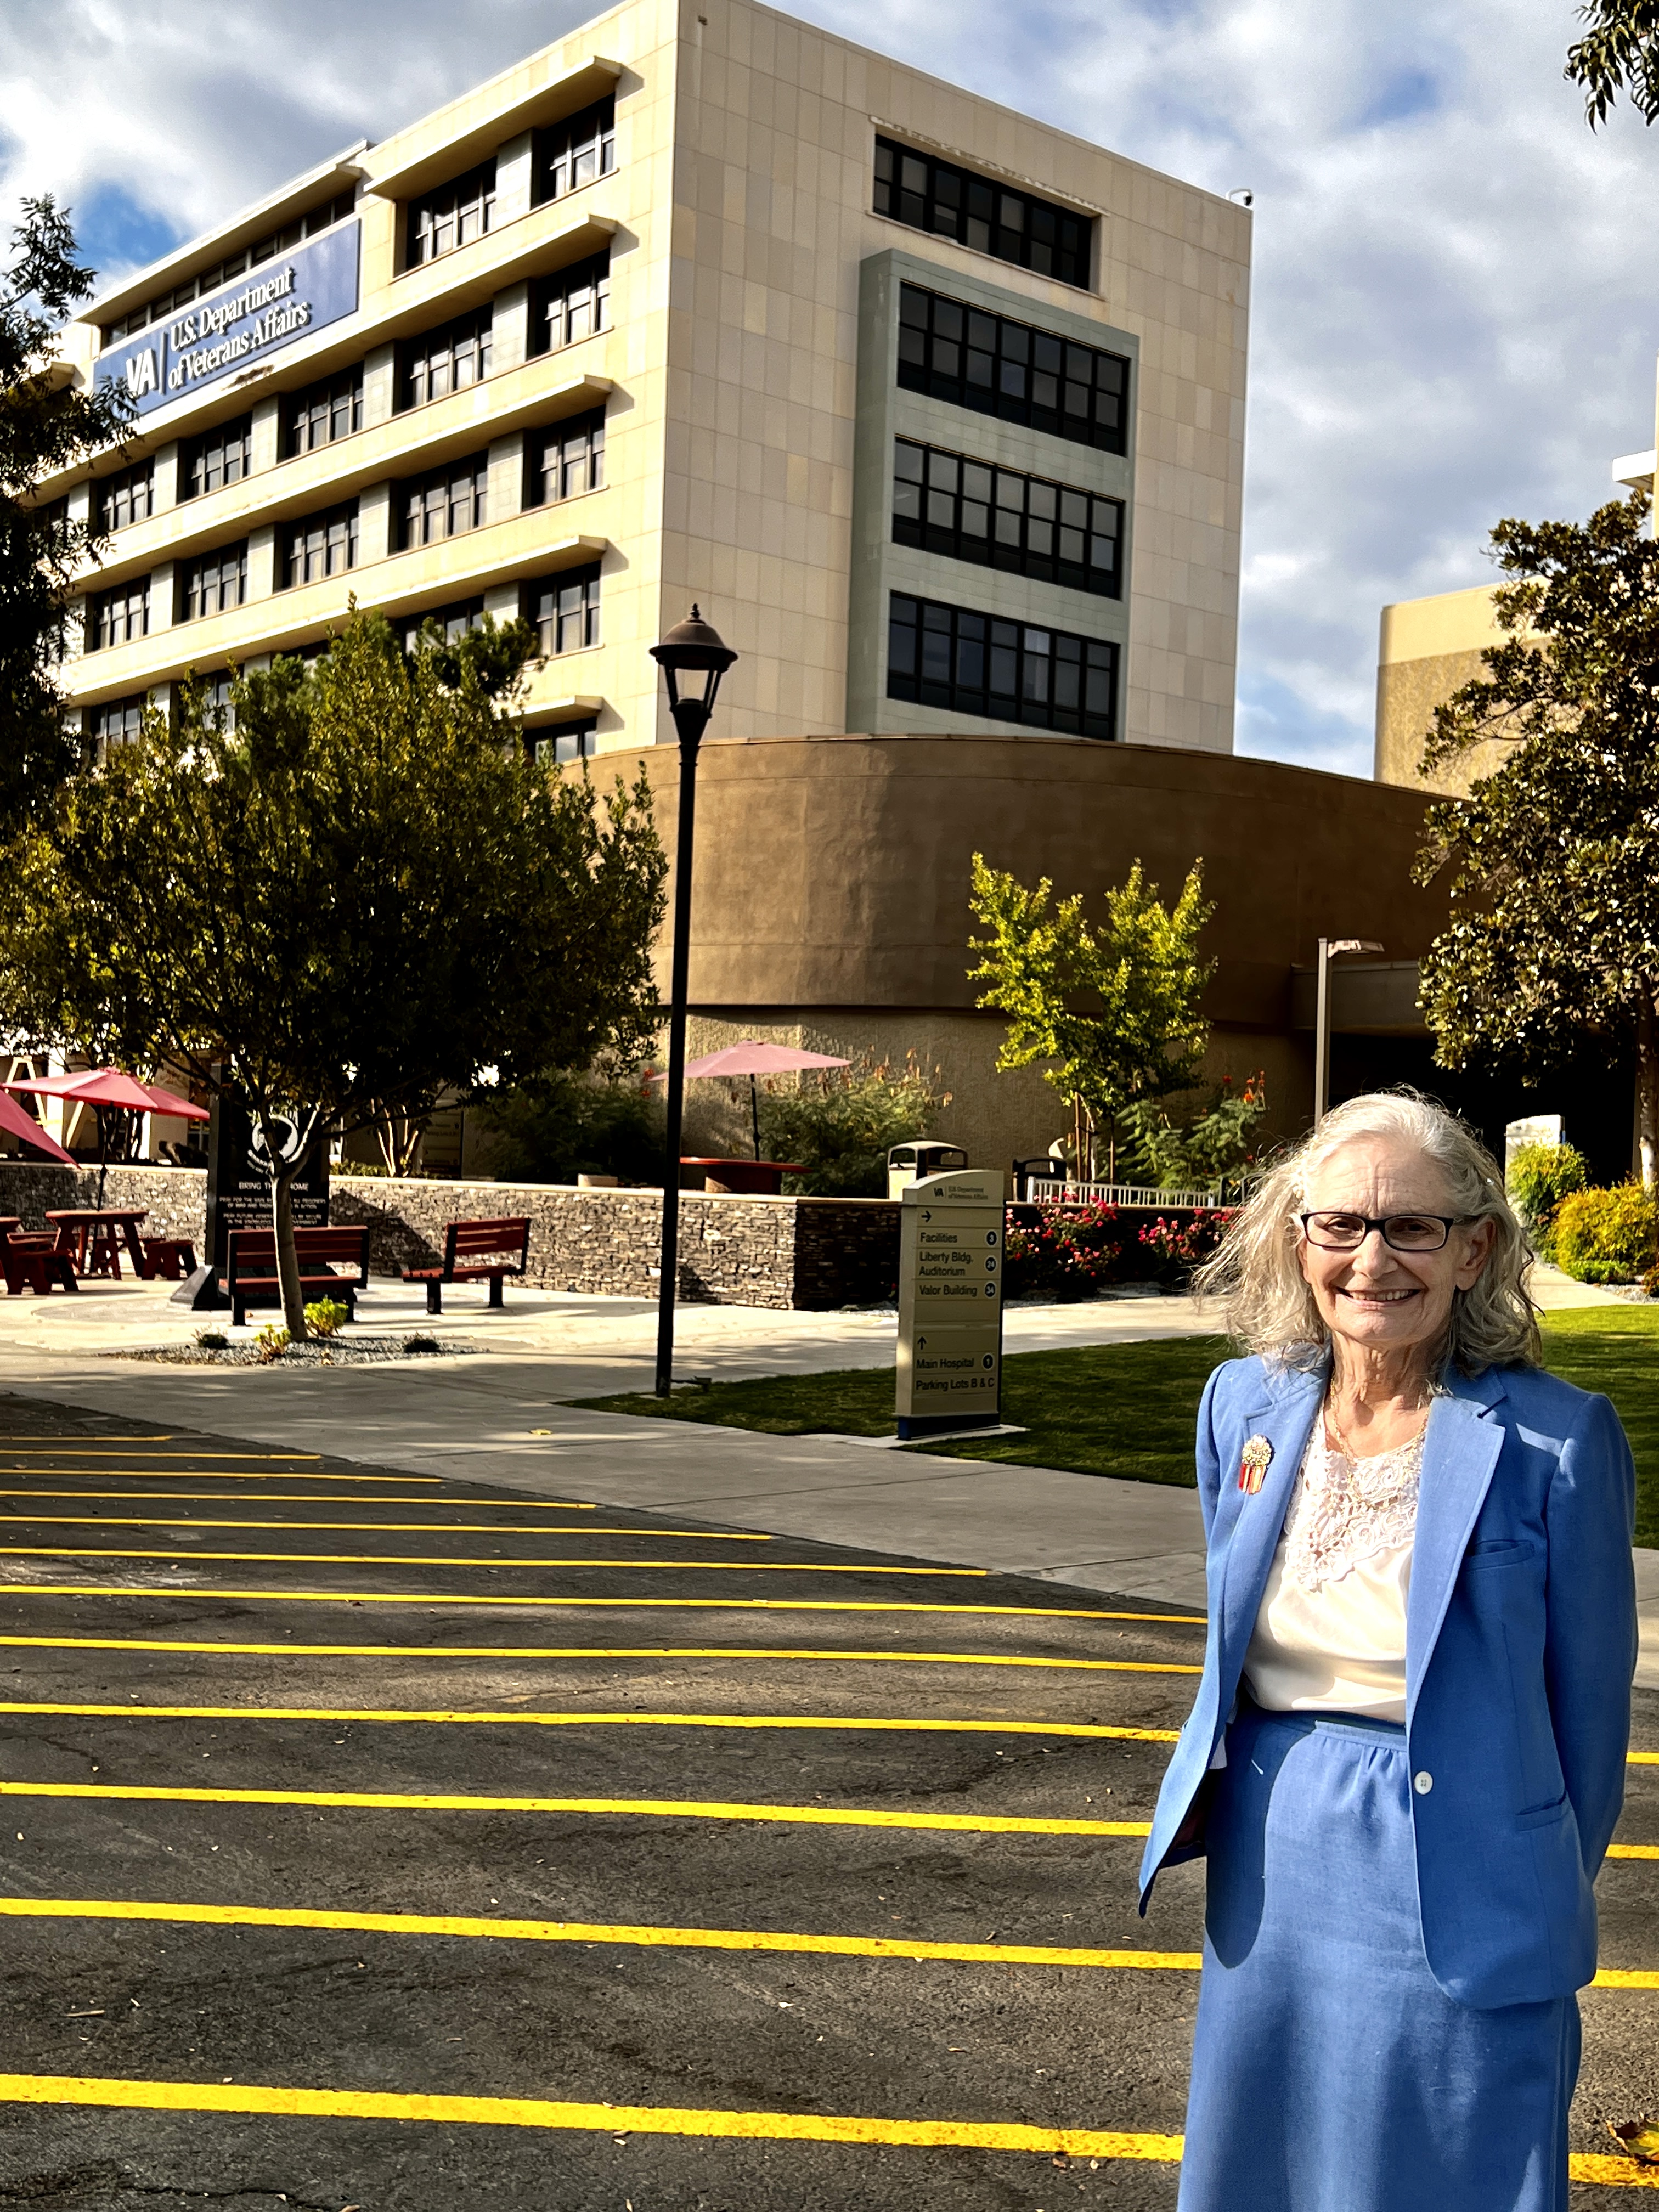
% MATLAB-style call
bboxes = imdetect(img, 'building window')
[533,719,600,763]
[530,256,610,353]
[525,412,606,505]
[874,139,1092,290]
[897,284,1128,455]
[89,579,150,651]
[99,462,155,533]
[283,367,364,456]
[102,187,358,342]
[88,694,149,754]
[523,565,601,656]
[408,160,496,267]
[533,98,617,206]
[401,599,486,653]
[180,415,253,500]
[180,544,249,621]
[189,671,238,731]
[399,309,493,410]
[887,592,1117,740]
[892,439,1122,597]
[398,454,490,549]
[280,502,360,588]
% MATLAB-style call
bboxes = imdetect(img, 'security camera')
[1228,187,1254,207]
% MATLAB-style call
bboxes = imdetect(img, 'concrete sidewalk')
[0,1265,1649,1677]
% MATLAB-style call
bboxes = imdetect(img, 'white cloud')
[3,0,1654,776]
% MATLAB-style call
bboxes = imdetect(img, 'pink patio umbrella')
[648,1040,850,1159]
[0,1088,75,1165]
[3,1068,210,1198]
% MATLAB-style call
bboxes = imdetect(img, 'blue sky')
[5,0,1656,777]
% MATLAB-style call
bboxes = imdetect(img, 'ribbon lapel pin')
[1237,1435,1273,1494]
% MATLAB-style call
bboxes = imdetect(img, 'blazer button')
[1413,1771,1433,1795]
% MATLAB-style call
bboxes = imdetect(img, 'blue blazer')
[1138,1353,1637,2010]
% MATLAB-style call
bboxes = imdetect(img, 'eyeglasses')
[1299,1211,1471,1253]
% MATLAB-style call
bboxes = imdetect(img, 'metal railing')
[1023,1177,1232,1211]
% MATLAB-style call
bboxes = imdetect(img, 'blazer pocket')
[1515,1792,1570,1830]
[1463,1538,1538,1572]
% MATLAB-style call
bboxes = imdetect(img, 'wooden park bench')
[402,1216,531,1314]
[224,1226,370,1329]
[138,1235,198,1282]
[2,1227,77,1297]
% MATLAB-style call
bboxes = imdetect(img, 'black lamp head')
[651,604,738,713]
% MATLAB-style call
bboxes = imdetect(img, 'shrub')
[253,1323,291,1362]
[1138,1210,1232,1282]
[194,1329,229,1352]
[1552,1183,1658,1284]
[1506,1141,1587,1255]
[476,1069,664,1184]
[403,1333,442,1355]
[1003,1203,1127,1301]
[303,1297,351,1337]
[759,1058,948,1198]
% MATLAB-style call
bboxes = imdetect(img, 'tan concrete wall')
[1374,582,1512,794]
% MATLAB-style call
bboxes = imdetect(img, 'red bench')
[2,1229,76,1297]
[225,1226,370,1329]
[403,1216,531,1314]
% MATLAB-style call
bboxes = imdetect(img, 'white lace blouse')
[1243,1420,1426,1724]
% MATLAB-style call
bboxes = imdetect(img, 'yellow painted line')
[0,1894,1199,1969]
[0,1778,1152,1836]
[0,1447,314,1457]
[0,1585,1203,1632]
[0,1545,981,1576]
[0,1633,1184,1672]
[1609,1844,1659,1860]
[0,1435,177,1442]
[0,1469,439,1484]
[0,1519,774,1539]
[1629,1751,1659,1765]
[0,1701,1181,1741]
[1572,2155,1659,2188]
[0,2071,1180,2157]
[1593,1969,1659,1989]
[0,1491,592,1508]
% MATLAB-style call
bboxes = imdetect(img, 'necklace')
[1323,1388,1430,1462]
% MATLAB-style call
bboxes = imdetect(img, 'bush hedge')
[1003,1201,1231,1301]
[1506,1141,1588,1257]
[1551,1183,1658,1285]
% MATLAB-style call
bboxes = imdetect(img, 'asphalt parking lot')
[0,1395,1650,2208]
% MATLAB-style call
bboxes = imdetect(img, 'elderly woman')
[1139,1091,1636,2212]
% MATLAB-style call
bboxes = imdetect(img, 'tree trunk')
[259,1113,309,1339]
[1640,997,1659,1190]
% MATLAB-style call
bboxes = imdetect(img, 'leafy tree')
[1414,491,1659,1182]
[2,197,132,826]
[0,610,667,1331]
[758,1058,946,1197]
[477,1068,665,1186]
[1566,0,1659,125]
[967,855,1212,1181]
[1120,1070,1269,1195]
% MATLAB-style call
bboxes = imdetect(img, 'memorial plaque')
[178,1077,330,1308]
[896,1170,1003,1434]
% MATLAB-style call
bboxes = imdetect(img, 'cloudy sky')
[3,0,1654,775]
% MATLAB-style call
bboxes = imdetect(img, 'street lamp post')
[1314,937,1385,1122]
[649,607,738,1397]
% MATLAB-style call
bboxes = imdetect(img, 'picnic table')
[680,1158,802,1196]
[45,1207,148,1279]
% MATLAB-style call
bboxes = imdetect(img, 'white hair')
[1194,1090,1540,1375]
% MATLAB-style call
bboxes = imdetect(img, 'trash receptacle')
[887,1140,969,1200]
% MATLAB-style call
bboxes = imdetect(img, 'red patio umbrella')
[3,1067,210,1199]
[0,1088,75,1165]
[648,1040,850,1159]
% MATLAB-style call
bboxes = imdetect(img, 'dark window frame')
[279,501,361,590]
[102,186,359,343]
[532,718,600,764]
[88,693,150,753]
[99,461,155,533]
[524,411,607,507]
[398,306,493,411]
[532,98,617,206]
[891,438,1122,598]
[397,452,491,550]
[529,255,611,355]
[523,563,601,657]
[282,366,365,458]
[400,597,487,653]
[407,160,497,268]
[874,138,1092,290]
[887,591,1118,740]
[89,578,151,652]
[180,415,254,501]
[897,283,1128,455]
[179,543,249,622]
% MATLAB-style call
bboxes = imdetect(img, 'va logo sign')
[123,348,158,399]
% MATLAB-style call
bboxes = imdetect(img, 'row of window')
[407,97,617,268]
[874,138,1092,290]
[892,438,1121,598]
[887,592,1118,741]
[104,188,360,343]
[96,255,614,531]
[898,281,1127,454]
[86,409,608,644]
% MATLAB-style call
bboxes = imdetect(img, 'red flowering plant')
[1137,1207,1234,1284]
[1003,1201,1127,1301]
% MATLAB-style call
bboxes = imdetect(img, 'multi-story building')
[46,0,1250,764]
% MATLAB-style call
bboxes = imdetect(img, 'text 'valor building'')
[42,0,1459,1169]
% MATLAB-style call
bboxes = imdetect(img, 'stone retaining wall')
[0,1165,899,1311]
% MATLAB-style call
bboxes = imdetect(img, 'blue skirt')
[1178,1703,1580,2212]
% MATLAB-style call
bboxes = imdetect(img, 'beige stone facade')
[46,0,1249,757]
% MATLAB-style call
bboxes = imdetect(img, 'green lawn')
[579,1305,1659,1544]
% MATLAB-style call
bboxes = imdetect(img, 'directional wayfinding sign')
[895,1168,1004,1438]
